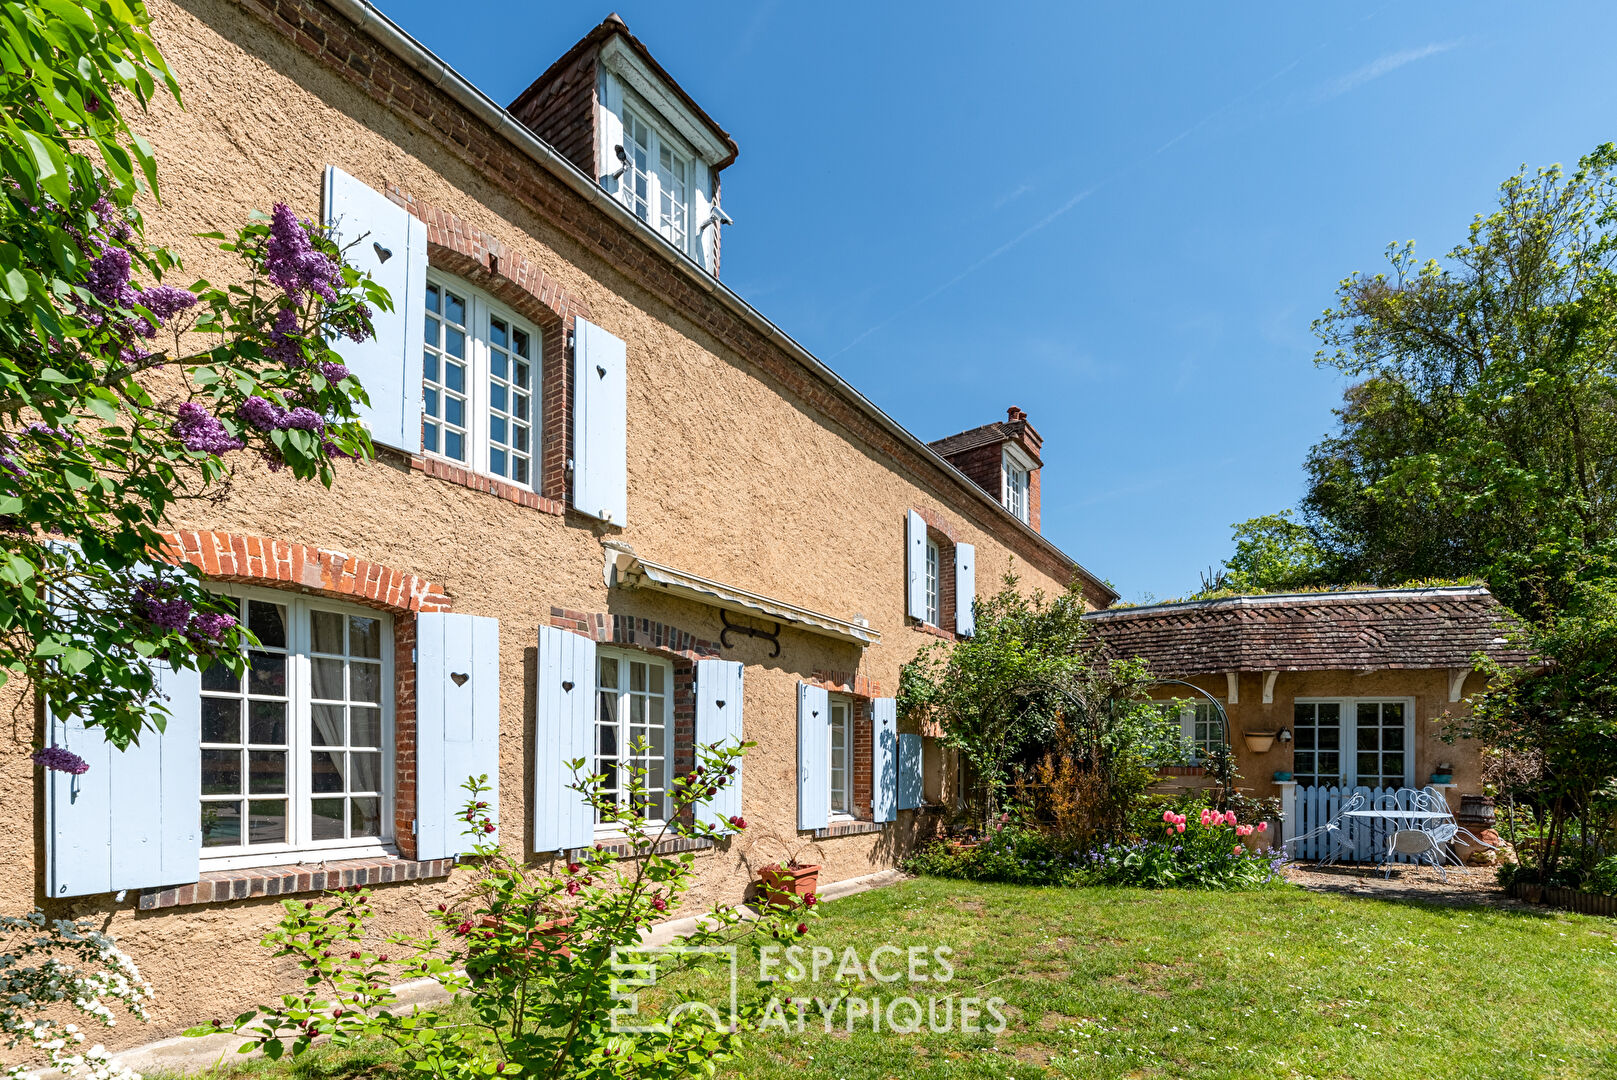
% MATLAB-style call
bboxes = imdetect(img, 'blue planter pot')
[1273,771,1293,781]
[1430,774,1453,785]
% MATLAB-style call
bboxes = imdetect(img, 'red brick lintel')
[158,530,451,613]
[138,856,454,910]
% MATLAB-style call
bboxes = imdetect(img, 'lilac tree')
[1,0,388,751]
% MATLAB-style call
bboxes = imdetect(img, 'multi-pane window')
[617,106,694,254]
[200,591,391,867]
[486,316,533,485]
[422,283,469,462]
[924,538,940,626]
[594,650,672,829]
[829,697,852,815]
[1003,453,1030,524]
[1355,701,1408,787]
[1292,702,1342,786]
[1170,702,1224,763]
[421,275,540,488]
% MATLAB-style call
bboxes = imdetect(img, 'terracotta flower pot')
[758,863,820,908]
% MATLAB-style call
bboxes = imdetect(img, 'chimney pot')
[1007,406,1026,423]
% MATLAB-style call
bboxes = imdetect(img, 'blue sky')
[375,2,1617,602]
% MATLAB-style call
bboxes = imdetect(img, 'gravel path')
[1281,861,1534,910]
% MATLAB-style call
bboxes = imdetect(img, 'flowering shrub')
[905,801,1286,891]
[0,0,389,751]
[1,911,153,1080]
[1081,805,1284,889]
[189,740,814,1079]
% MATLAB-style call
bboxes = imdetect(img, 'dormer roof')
[509,14,739,171]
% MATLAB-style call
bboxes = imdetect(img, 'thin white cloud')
[1318,40,1459,101]
[992,183,1033,210]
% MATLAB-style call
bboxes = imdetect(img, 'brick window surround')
[549,608,720,829]
[804,671,882,825]
[910,506,959,642]
[157,530,450,877]
[384,187,587,516]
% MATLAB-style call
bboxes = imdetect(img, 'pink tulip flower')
[1233,845,1244,855]
[1256,821,1268,833]
[1163,810,1175,823]
[1224,811,1239,827]
[1176,823,1185,833]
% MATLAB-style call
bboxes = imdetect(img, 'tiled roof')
[928,421,1011,458]
[1082,586,1531,675]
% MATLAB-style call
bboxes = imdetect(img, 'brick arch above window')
[158,530,451,614]
[384,187,589,508]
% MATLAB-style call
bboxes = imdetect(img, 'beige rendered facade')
[3,0,1112,1043]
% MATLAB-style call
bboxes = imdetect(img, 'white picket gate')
[1289,785,1447,863]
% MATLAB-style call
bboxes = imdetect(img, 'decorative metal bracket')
[720,610,781,657]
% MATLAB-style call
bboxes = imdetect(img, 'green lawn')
[181,878,1617,1080]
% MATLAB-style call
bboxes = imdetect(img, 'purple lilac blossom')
[32,746,90,775]
[264,203,339,302]
[266,306,303,366]
[84,245,138,308]
[237,395,286,431]
[138,285,198,321]
[186,611,237,643]
[282,407,324,432]
[173,403,245,454]
[134,581,193,632]
[319,360,350,383]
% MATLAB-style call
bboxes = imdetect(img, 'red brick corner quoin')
[159,530,450,858]
[158,530,451,613]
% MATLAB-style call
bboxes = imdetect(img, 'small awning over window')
[603,546,880,646]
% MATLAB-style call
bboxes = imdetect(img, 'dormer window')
[620,107,691,251]
[1002,446,1033,524]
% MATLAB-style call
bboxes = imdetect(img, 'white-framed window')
[1002,446,1032,524]
[422,273,539,487]
[594,649,673,831]
[1170,701,1225,764]
[199,588,393,869]
[828,696,853,816]
[1293,698,1414,788]
[924,538,940,626]
[618,104,693,253]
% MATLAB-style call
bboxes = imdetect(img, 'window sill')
[137,856,455,910]
[813,820,886,839]
[588,834,715,858]
[911,621,956,642]
[411,455,565,515]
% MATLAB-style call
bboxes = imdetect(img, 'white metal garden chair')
[1283,791,1367,867]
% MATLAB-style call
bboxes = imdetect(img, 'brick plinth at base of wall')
[138,856,454,910]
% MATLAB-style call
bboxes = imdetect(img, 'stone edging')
[1508,880,1617,915]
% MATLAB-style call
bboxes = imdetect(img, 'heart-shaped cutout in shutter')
[561,680,575,692]
[450,672,469,687]
[373,241,393,264]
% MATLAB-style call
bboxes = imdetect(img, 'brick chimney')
[927,407,1043,532]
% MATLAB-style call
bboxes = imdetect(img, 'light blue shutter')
[415,613,501,860]
[898,733,923,811]
[694,659,744,827]
[905,511,927,619]
[46,662,202,898]
[534,625,596,853]
[323,165,427,453]
[872,697,898,823]
[955,542,976,637]
[573,319,628,525]
[796,683,830,831]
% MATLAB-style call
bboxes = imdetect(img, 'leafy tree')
[1202,510,1329,594]
[1303,144,1617,622]
[1,0,386,750]
[1450,581,1617,883]
[899,574,1181,831]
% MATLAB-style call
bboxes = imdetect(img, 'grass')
[167,878,1617,1080]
